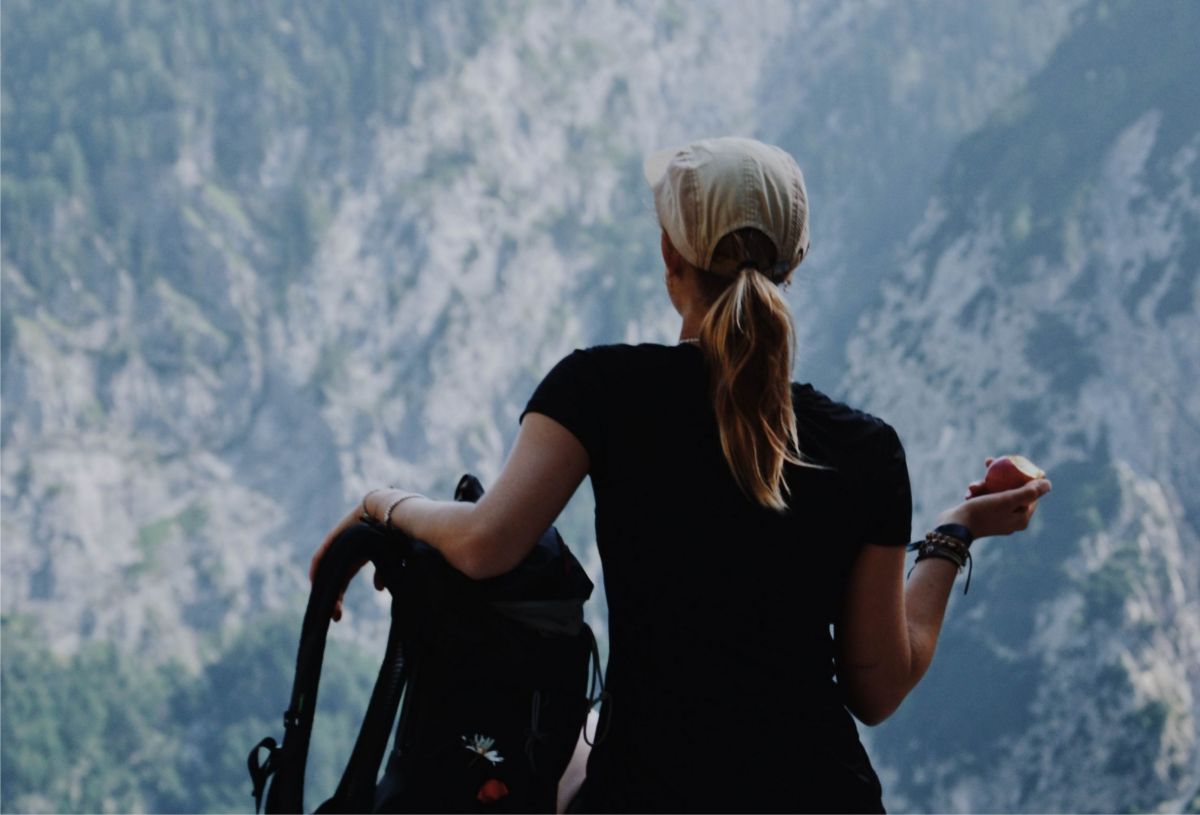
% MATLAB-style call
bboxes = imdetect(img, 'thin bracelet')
[384,493,426,529]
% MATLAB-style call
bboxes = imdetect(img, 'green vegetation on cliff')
[1,0,504,305]
[0,615,376,813]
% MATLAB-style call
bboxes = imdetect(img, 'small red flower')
[477,778,509,804]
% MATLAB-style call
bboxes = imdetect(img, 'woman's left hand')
[939,476,1052,540]
[310,493,391,622]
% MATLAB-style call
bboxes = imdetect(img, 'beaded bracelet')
[933,522,974,547]
[906,529,974,594]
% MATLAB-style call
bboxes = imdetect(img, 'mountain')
[8,0,1192,811]
[840,2,1200,810]
[0,0,1073,661]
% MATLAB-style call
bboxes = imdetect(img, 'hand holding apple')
[939,479,1051,539]
[966,455,1046,498]
[940,455,1051,539]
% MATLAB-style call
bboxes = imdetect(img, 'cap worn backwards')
[643,136,810,278]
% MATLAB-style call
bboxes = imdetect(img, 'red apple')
[982,454,1046,494]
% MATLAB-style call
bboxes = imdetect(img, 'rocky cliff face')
[841,3,1200,810]
[6,1,1195,812]
[0,0,1073,659]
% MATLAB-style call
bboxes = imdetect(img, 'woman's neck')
[677,312,704,343]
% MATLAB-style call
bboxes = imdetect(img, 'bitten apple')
[982,454,1046,494]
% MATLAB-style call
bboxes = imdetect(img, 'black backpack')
[248,474,605,813]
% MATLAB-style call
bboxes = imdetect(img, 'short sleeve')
[861,423,913,547]
[519,349,604,473]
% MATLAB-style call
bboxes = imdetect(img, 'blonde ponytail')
[694,228,807,512]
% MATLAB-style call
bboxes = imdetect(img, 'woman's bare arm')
[311,412,589,615]
[835,476,1052,725]
[834,543,955,725]
[384,412,588,578]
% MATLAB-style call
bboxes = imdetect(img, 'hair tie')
[736,262,792,286]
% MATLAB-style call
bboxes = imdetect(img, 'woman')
[313,137,1051,812]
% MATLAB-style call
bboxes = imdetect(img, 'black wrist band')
[934,522,974,547]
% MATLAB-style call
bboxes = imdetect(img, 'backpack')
[248,474,604,813]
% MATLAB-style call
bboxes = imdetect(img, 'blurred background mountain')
[2,0,1196,811]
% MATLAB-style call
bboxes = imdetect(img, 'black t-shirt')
[520,342,911,813]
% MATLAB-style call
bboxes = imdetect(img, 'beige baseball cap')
[643,136,810,277]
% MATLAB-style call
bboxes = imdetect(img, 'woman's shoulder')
[577,341,687,357]
[791,382,895,430]
[565,342,698,373]
[790,382,905,469]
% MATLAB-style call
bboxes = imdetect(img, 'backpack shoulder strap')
[316,587,410,813]
[247,522,401,813]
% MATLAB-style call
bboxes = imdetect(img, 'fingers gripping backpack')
[247,474,605,813]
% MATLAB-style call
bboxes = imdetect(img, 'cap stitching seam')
[790,155,804,261]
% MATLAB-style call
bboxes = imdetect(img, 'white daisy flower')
[462,733,505,765]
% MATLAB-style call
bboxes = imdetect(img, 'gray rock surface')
[7,1,1196,811]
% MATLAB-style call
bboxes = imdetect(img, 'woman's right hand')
[938,457,1052,539]
[311,500,389,622]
